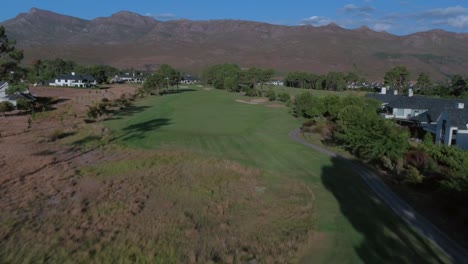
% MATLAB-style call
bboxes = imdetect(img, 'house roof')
[411,109,442,123]
[4,92,35,101]
[366,93,401,104]
[368,92,468,110]
[0,81,8,89]
[443,109,468,128]
[183,75,199,81]
[388,96,468,110]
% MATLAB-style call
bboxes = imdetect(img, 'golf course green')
[104,86,449,263]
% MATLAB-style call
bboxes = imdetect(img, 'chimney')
[408,88,413,97]
[393,90,398,95]
[457,103,464,109]
[381,87,387,94]
[71,72,75,76]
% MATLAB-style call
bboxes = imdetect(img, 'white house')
[0,81,35,106]
[369,88,468,150]
[112,72,145,84]
[265,80,284,86]
[49,72,97,87]
[369,88,468,121]
[180,75,199,84]
[429,107,468,150]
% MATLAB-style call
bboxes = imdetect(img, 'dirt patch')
[250,98,267,104]
[235,98,267,105]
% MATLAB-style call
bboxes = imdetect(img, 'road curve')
[289,128,468,264]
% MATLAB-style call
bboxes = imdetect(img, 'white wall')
[392,108,428,119]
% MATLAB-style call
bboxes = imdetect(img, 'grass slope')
[105,87,449,263]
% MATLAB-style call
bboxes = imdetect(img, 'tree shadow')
[321,157,447,263]
[72,135,102,146]
[103,105,151,121]
[164,88,197,94]
[118,118,172,141]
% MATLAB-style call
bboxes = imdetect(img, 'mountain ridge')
[2,8,468,80]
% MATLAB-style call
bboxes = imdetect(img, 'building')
[0,81,35,106]
[368,88,468,150]
[112,72,146,84]
[49,72,97,87]
[180,75,199,84]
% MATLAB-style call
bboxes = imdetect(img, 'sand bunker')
[235,98,268,104]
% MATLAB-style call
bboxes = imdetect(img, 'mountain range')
[2,8,468,80]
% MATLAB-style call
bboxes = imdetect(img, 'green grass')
[104,86,449,263]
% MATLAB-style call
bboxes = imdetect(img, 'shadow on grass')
[321,157,446,264]
[118,118,172,141]
[159,88,197,95]
[112,105,152,117]
[73,135,102,146]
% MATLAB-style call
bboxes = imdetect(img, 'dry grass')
[0,148,315,263]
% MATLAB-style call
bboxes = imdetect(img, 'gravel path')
[289,128,468,264]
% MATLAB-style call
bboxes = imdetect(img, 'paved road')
[289,128,468,264]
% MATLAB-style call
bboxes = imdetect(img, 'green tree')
[450,74,467,97]
[0,101,15,113]
[6,83,28,95]
[277,92,291,102]
[143,64,180,95]
[384,66,410,93]
[224,76,239,92]
[416,72,432,95]
[0,26,24,82]
[258,68,274,92]
[267,89,276,101]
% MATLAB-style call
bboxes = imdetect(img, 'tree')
[202,64,241,90]
[0,101,15,113]
[224,76,238,92]
[416,72,432,95]
[143,64,180,95]
[6,83,28,95]
[0,26,24,82]
[266,89,276,101]
[258,68,274,92]
[450,74,467,97]
[384,66,410,93]
[277,92,291,102]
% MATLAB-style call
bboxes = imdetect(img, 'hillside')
[2,8,468,80]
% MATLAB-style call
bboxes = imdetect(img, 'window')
[451,139,457,145]
[452,130,458,136]
[441,120,447,135]
[396,109,404,116]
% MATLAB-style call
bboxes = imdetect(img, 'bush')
[0,101,15,113]
[266,89,276,101]
[277,92,291,102]
[16,98,33,111]
[48,129,72,142]
[404,165,424,185]
[245,89,259,97]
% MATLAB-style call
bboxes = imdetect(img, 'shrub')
[48,129,71,142]
[405,150,429,170]
[0,101,15,113]
[16,98,33,111]
[277,92,291,102]
[266,89,276,101]
[404,165,424,185]
[245,89,259,97]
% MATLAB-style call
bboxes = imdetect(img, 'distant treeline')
[202,64,274,92]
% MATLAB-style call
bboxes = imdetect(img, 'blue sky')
[2,0,468,35]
